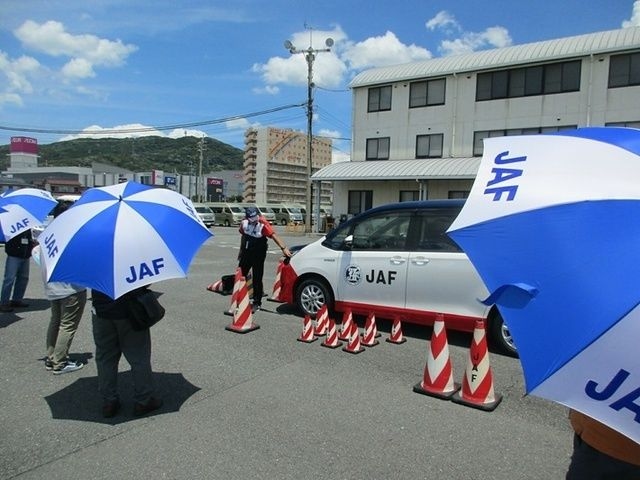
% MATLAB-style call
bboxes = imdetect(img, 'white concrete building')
[314,27,640,220]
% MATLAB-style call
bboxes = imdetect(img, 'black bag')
[126,289,165,331]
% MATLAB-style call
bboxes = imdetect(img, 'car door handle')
[411,257,430,266]
[390,256,406,265]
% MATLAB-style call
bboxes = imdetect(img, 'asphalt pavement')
[0,226,574,479]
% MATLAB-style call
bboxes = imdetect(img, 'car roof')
[363,199,465,215]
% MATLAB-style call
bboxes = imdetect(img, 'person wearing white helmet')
[238,206,291,312]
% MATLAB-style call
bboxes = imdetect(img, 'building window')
[416,134,443,158]
[348,190,373,215]
[476,60,581,101]
[606,120,640,128]
[399,190,420,202]
[366,137,390,160]
[473,125,577,156]
[368,85,392,112]
[609,52,640,88]
[448,190,469,199]
[409,78,446,107]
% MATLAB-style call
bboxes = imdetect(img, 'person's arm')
[271,232,292,258]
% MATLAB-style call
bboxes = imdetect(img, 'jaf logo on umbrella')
[40,181,213,299]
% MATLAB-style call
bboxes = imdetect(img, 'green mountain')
[0,136,244,173]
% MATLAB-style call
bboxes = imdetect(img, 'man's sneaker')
[251,303,261,313]
[44,358,53,371]
[133,397,163,417]
[52,360,84,375]
[0,304,14,313]
[102,399,121,418]
[9,300,29,308]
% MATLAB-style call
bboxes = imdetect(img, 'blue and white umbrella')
[40,181,213,299]
[0,188,57,241]
[448,127,640,443]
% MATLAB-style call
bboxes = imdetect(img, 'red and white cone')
[342,321,365,354]
[361,312,379,347]
[386,316,406,344]
[321,317,342,349]
[413,314,460,400]
[224,267,243,316]
[246,269,253,300]
[225,276,260,334]
[338,309,354,341]
[206,279,224,293]
[268,261,284,302]
[314,304,329,337]
[297,314,317,343]
[452,319,502,411]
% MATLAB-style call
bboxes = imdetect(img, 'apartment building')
[243,127,332,205]
[313,27,640,220]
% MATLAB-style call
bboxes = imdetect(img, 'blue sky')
[1,0,639,163]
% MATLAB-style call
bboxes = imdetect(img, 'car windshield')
[230,206,243,213]
[196,207,212,213]
[289,207,302,213]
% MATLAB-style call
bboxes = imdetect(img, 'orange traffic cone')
[246,269,254,300]
[321,317,343,349]
[338,309,354,341]
[342,321,365,354]
[206,279,224,293]
[413,314,460,400]
[386,316,406,344]
[314,304,329,337]
[452,319,502,411]
[225,276,260,334]
[268,260,284,303]
[297,314,317,343]
[224,268,243,316]
[361,312,379,347]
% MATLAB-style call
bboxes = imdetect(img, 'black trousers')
[239,246,267,305]
[566,433,640,480]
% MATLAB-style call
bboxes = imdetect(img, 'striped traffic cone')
[246,269,253,300]
[386,316,406,344]
[361,312,379,347]
[338,309,354,341]
[452,319,502,411]
[206,279,224,293]
[413,314,460,400]
[342,321,365,354]
[297,314,317,343]
[225,276,260,334]
[321,317,342,349]
[224,267,243,316]
[268,260,284,302]
[314,304,329,337]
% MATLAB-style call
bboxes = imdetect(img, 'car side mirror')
[343,234,353,249]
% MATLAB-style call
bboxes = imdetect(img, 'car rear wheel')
[295,277,333,316]
[488,310,518,357]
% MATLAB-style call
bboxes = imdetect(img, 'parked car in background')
[278,199,516,356]
[206,202,245,227]
[254,205,277,224]
[193,203,215,227]
[269,204,304,225]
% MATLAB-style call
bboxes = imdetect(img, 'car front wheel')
[295,277,333,316]
[488,310,518,357]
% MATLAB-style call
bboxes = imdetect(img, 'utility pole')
[284,29,333,233]
[197,136,205,203]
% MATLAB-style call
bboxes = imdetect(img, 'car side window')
[352,213,411,251]
[415,209,462,252]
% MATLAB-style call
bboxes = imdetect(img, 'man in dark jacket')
[0,229,34,312]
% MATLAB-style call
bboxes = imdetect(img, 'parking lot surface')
[0,227,573,479]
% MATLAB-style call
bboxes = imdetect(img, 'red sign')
[10,136,38,154]
[207,178,223,186]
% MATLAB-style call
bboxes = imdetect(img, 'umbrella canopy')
[40,181,213,299]
[447,127,640,443]
[0,188,57,241]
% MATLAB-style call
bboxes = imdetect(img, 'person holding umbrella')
[0,229,35,312]
[238,206,291,312]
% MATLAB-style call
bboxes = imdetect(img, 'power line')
[0,103,306,135]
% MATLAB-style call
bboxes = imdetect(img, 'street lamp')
[284,34,333,233]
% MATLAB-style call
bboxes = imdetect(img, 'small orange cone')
[297,314,317,343]
[413,314,460,400]
[361,312,379,347]
[321,317,342,349]
[452,319,502,411]
[314,304,329,337]
[224,268,243,316]
[386,316,406,344]
[268,260,284,302]
[338,309,354,341]
[206,279,224,293]
[225,276,260,334]
[342,321,365,354]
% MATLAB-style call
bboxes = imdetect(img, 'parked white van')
[278,199,515,356]
[269,204,304,225]
[193,203,216,227]
[206,202,245,227]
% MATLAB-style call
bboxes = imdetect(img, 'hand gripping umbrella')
[447,127,640,443]
[0,188,57,241]
[40,181,213,299]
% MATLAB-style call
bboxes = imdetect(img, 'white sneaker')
[52,360,84,375]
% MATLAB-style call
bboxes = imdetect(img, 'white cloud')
[623,0,640,27]
[225,117,260,130]
[439,26,512,56]
[332,150,350,163]
[317,128,341,139]
[61,58,95,79]
[252,85,279,95]
[426,11,460,32]
[0,51,41,106]
[342,31,432,69]
[60,124,206,141]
